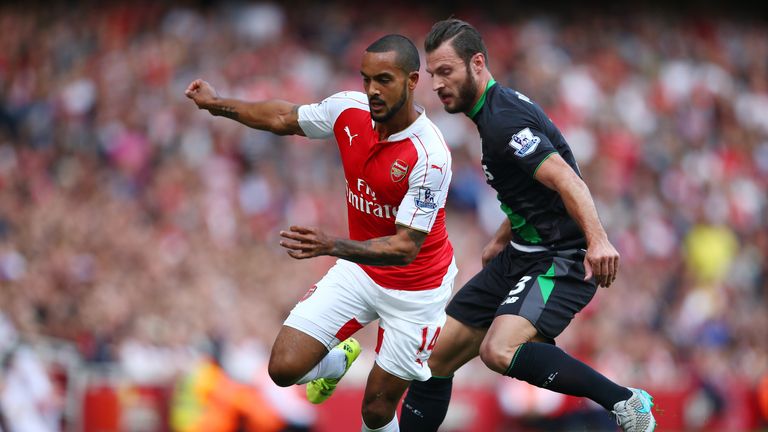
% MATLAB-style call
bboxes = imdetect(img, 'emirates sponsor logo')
[390,159,408,182]
[346,179,398,219]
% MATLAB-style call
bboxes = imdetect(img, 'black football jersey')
[470,80,586,250]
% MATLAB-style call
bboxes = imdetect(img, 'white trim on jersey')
[297,91,369,139]
[395,115,452,233]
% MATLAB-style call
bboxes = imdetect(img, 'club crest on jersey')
[390,159,408,182]
[415,187,438,211]
[509,128,540,157]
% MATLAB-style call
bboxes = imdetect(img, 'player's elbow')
[549,171,584,196]
[401,250,418,266]
[271,116,293,135]
[389,228,425,265]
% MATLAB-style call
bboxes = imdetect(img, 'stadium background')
[0,1,767,431]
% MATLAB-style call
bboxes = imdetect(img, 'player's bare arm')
[279,224,427,266]
[184,79,304,136]
[482,218,512,267]
[534,154,619,288]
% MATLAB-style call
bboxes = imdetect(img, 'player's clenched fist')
[184,79,218,109]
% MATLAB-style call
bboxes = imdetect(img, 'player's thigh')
[494,250,597,342]
[281,260,377,354]
[445,248,514,330]
[428,315,486,377]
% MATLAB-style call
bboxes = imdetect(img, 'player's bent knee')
[426,351,452,376]
[267,355,301,387]
[479,338,521,374]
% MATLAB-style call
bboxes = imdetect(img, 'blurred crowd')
[0,1,767,430]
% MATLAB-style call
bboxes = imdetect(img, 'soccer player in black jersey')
[399,19,656,432]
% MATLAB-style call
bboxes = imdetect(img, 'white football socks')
[362,415,398,432]
[295,346,347,384]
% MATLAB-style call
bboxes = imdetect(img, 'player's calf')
[361,363,412,429]
[400,376,453,432]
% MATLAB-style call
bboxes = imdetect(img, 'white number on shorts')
[501,276,531,306]
[510,276,531,296]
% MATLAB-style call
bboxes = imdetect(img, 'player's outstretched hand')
[583,238,620,288]
[279,226,334,259]
[184,79,218,109]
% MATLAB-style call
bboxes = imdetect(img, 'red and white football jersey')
[298,91,454,291]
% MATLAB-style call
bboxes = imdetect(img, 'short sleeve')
[298,91,369,139]
[395,152,451,233]
[502,126,558,177]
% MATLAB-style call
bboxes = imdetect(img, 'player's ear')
[471,53,485,74]
[408,71,419,90]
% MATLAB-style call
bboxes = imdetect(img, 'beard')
[370,82,408,123]
[444,64,479,114]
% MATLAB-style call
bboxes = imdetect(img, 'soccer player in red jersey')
[186,35,455,432]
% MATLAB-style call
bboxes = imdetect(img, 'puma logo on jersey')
[344,126,358,146]
[430,163,444,174]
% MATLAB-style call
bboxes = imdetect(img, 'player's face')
[426,42,479,114]
[361,51,415,123]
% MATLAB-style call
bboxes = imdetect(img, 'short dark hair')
[366,34,421,73]
[425,19,488,66]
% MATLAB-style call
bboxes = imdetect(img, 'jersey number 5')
[482,164,495,181]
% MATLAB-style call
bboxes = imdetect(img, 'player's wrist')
[585,231,609,247]
[327,237,342,257]
[203,96,224,110]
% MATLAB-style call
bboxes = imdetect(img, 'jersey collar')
[467,78,496,119]
[385,105,426,142]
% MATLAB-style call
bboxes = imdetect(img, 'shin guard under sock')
[505,342,632,410]
[399,376,453,432]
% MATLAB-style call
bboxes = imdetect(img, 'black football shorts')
[446,245,597,342]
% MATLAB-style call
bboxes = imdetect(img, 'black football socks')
[399,376,453,432]
[504,342,632,410]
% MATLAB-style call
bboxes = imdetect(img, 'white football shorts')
[284,258,457,382]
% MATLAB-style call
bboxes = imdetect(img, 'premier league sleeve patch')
[414,187,438,212]
[509,128,540,157]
